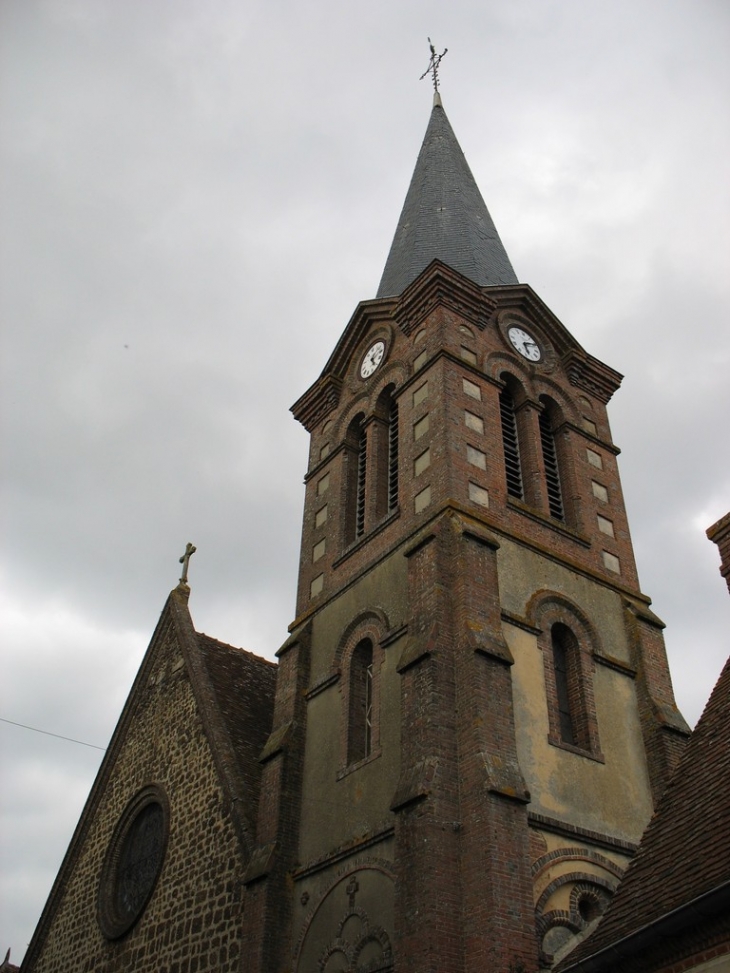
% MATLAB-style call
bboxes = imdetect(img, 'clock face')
[360,340,386,378]
[507,326,542,362]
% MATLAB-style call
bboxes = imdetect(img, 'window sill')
[548,735,604,764]
[333,509,401,568]
[336,748,382,780]
[507,497,591,548]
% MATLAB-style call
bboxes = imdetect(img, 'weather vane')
[179,542,197,585]
[420,37,448,92]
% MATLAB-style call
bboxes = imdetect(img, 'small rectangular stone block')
[468,482,489,507]
[465,411,484,434]
[586,448,603,469]
[592,481,608,503]
[597,515,614,537]
[414,414,430,440]
[414,449,431,476]
[413,381,429,407]
[467,445,486,469]
[414,486,431,513]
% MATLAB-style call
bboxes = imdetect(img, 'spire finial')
[178,542,196,585]
[420,38,448,94]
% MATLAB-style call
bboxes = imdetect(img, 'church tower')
[241,95,690,972]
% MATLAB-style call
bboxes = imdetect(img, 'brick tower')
[241,95,690,972]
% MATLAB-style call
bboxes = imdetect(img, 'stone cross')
[179,542,197,584]
[346,876,359,909]
[420,37,448,92]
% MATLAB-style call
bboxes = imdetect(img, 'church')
[21,78,725,972]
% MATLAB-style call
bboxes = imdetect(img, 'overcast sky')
[1,0,729,963]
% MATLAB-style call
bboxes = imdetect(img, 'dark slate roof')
[376,97,518,298]
[559,649,730,970]
[197,633,277,827]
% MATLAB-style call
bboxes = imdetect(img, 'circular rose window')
[98,785,169,939]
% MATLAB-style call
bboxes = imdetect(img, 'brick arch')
[484,350,537,390]
[498,368,532,404]
[536,909,581,969]
[351,924,393,969]
[368,360,407,400]
[319,940,354,971]
[334,392,374,445]
[525,590,604,657]
[334,612,390,771]
[536,869,618,917]
[570,880,612,924]
[535,870,618,966]
[333,609,391,670]
[533,375,581,426]
[373,382,397,418]
[294,864,396,973]
[334,361,407,443]
[532,846,625,882]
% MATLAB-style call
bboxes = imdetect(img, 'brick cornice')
[529,812,639,856]
[392,260,496,335]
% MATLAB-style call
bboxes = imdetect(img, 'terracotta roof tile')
[560,651,730,969]
[196,634,277,824]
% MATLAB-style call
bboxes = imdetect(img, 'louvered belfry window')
[387,398,399,512]
[356,425,367,538]
[345,414,367,544]
[539,405,565,521]
[500,386,524,500]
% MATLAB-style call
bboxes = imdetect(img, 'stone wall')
[26,615,247,973]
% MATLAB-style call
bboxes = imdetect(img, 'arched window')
[345,414,367,543]
[551,623,579,745]
[499,380,524,500]
[542,618,601,755]
[374,386,399,521]
[539,398,565,521]
[531,598,602,758]
[348,639,374,764]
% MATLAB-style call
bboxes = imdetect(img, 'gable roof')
[558,648,730,971]
[196,632,277,830]
[21,585,276,970]
[376,96,518,298]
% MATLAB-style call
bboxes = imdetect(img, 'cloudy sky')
[1,0,728,962]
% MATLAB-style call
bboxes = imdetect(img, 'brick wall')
[707,511,730,596]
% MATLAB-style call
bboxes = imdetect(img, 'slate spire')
[376,95,518,298]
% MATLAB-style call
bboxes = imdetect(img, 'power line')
[0,717,106,751]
